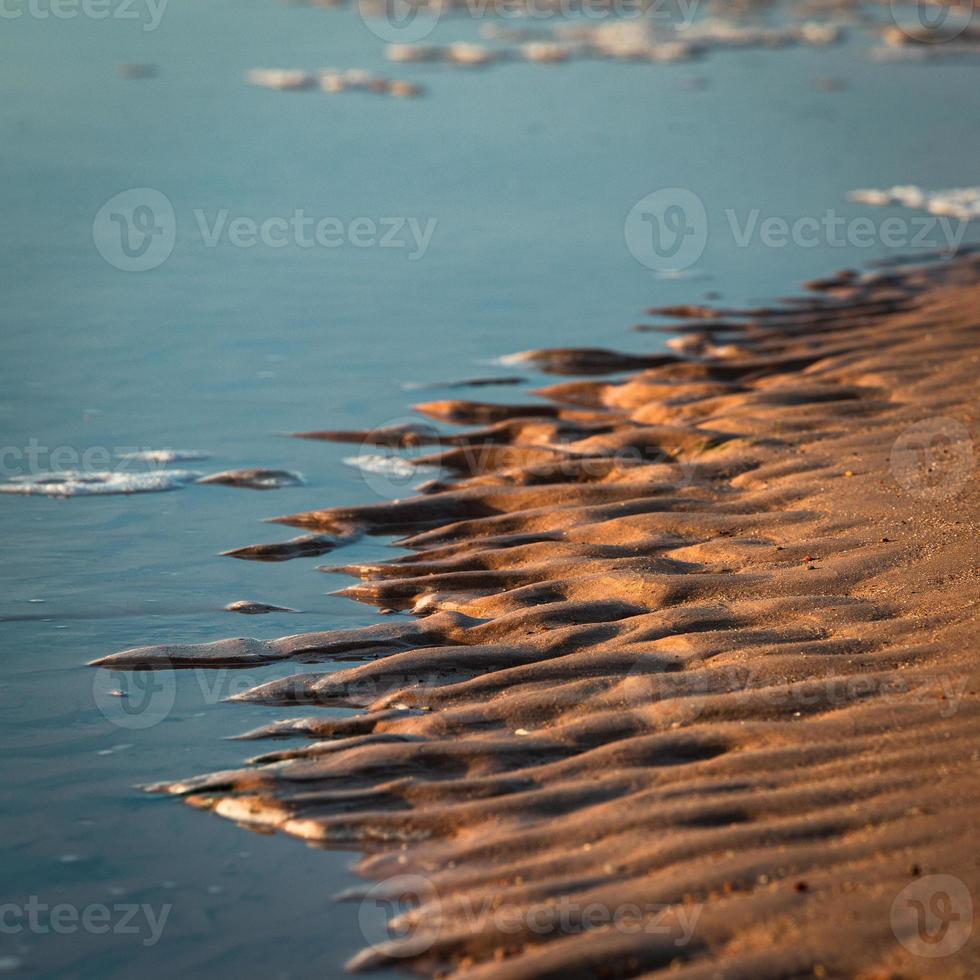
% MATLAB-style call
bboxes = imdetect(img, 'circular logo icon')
[358,874,441,958]
[357,0,442,43]
[621,654,706,725]
[890,417,974,500]
[889,0,975,43]
[92,188,176,272]
[92,666,176,730]
[891,874,973,958]
[344,416,442,502]
[625,188,708,274]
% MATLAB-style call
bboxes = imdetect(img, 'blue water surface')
[1,2,978,976]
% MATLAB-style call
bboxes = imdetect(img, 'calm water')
[1,2,978,976]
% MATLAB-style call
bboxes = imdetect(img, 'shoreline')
[94,253,979,978]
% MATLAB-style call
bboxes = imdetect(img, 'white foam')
[849,185,980,221]
[0,470,201,497]
[657,269,711,282]
[116,449,211,463]
[246,68,316,91]
[343,455,437,478]
[497,351,534,366]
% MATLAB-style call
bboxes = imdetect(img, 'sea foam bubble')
[116,449,212,464]
[0,470,201,497]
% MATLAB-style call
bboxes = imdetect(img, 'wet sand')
[94,254,979,978]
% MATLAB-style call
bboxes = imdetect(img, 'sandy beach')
[94,253,980,978]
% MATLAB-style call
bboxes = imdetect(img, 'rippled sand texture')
[95,255,980,978]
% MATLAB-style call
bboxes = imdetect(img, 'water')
[1,2,978,976]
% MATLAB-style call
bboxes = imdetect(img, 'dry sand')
[94,253,979,978]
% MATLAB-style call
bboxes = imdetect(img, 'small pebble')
[389,80,424,99]
[118,63,158,80]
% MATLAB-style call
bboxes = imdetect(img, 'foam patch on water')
[0,470,201,497]
[116,449,212,463]
[849,186,980,221]
[343,454,437,478]
[496,351,534,366]
[656,269,711,282]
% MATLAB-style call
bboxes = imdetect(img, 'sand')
[93,253,979,978]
